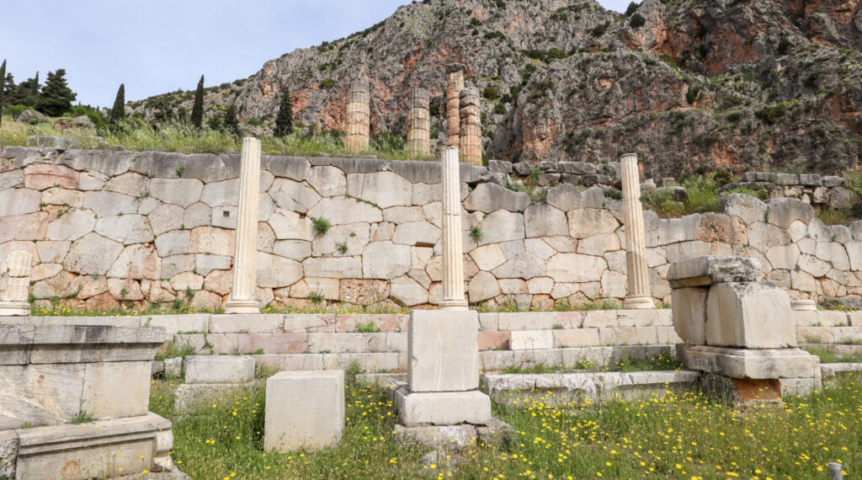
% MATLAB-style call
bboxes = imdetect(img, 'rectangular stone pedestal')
[408,309,479,392]
[682,345,820,379]
[393,384,491,427]
[264,371,344,453]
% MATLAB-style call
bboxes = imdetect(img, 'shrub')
[493,103,506,115]
[777,38,792,55]
[755,103,787,125]
[603,187,623,200]
[319,79,336,89]
[590,22,609,37]
[625,1,640,15]
[483,86,499,100]
[686,87,700,104]
[469,225,483,242]
[726,110,743,123]
[312,217,331,234]
[629,13,646,28]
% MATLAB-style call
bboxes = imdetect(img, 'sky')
[0,0,629,109]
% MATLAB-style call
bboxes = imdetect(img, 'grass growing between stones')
[805,346,862,364]
[151,373,862,479]
[499,353,684,374]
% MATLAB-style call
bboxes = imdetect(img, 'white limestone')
[440,147,468,310]
[620,154,655,309]
[705,282,796,348]
[408,309,479,392]
[264,371,345,452]
[184,355,255,384]
[225,138,262,314]
[394,387,492,427]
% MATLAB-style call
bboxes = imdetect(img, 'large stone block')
[671,287,708,345]
[510,330,554,350]
[81,361,151,420]
[667,256,761,288]
[683,345,820,379]
[393,386,492,427]
[408,309,480,393]
[184,355,255,384]
[705,282,796,348]
[264,371,345,452]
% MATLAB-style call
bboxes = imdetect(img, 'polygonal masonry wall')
[5,146,862,311]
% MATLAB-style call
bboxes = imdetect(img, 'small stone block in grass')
[264,370,344,452]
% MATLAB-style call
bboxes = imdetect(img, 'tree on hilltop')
[191,75,204,128]
[110,84,125,125]
[37,69,76,117]
[274,86,294,137]
[0,60,6,126]
[223,103,240,136]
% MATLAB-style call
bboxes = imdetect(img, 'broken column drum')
[620,153,655,309]
[0,250,34,316]
[440,147,468,310]
[345,80,370,154]
[224,137,262,314]
[445,68,464,148]
[406,88,431,157]
[459,87,482,166]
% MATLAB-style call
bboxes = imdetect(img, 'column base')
[439,299,468,311]
[223,299,260,315]
[791,299,817,311]
[624,296,656,310]
[0,302,30,316]
[393,385,492,427]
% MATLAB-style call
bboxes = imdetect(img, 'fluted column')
[445,68,464,148]
[0,251,34,316]
[621,153,655,309]
[459,88,482,166]
[225,138,262,314]
[440,147,468,310]
[345,80,370,154]
[406,88,431,158]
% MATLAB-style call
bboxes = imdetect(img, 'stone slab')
[510,330,554,350]
[184,355,255,384]
[264,371,344,452]
[671,287,708,345]
[393,385,492,427]
[683,345,820,379]
[705,282,796,348]
[407,309,479,393]
[667,256,761,288]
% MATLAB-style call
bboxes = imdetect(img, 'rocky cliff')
[137,0,862,177]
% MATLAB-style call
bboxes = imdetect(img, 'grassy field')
[150,372,862,479]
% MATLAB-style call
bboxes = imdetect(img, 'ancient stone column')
[445,67,464,148]
[225,138,262,314]
[459,87,482,166]
[0,251,34,316]
[440,147,468,310]
[621,153,656,309]
[406,88,431,158]
[345,79,370,154]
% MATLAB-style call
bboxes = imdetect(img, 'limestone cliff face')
[139,0,862,177]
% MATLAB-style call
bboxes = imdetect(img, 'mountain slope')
[137,0,862,177]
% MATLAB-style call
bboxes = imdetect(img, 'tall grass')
[150,372,862,479]
[0,115,429,161]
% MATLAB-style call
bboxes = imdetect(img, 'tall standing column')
[345,79,370,154]
[440,147,468,310]
[406,88,431,158]
[459,87,482,166]
[445,67,464,148]
[621,153,656,309]
[225,138,262,314]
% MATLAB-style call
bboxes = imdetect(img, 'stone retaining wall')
[5,146,862,308]
[722,172,861,210]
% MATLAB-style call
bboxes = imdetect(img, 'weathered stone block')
[683,345,820,379]
[671,287,708,345]
[408,309,479,393]
[394,386,492,427]
[510,330,554,350]
[667,256,761,288]
[264,371,344,452]
[184,355,255,384]
[705,282,796,348]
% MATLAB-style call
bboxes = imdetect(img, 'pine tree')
[223,103,240,136]
[274,86,294,137]
[0,60,6,126]
[191,75,205,128]
[109,84,125,125]
[36,69,76,117]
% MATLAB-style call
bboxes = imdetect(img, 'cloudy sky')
[1,0,629,108]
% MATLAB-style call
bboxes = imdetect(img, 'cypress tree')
[223,103,240,135]
[0,60,6,126]
[36,69,76,117]
[191,75,205,128]
[109,84,125,125]
[274,86,294,137]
